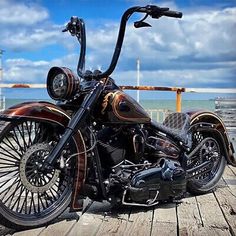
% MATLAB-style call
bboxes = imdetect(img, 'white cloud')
[0,0,70,52]
[79,5,236,93]
[114,68,235,87]
[1,26,65,51]
[0,0,49,25]
[1,1,235,91]
[3,54,79,83]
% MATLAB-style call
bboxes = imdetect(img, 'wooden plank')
[228,165,236,176]
[177,195,202,236]
[67,201,111,236]
[196,192,231,235]
[95,207,130,236]
[223,166,236,195]
[214,177,236,236]
[214,166,236,234]
[39,220,76,236]
[10,208,80,236]
[151,203,177,236]
[124,207,153,236]
[13,227,45,236]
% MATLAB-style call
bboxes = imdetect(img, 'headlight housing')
[47,67,80,100]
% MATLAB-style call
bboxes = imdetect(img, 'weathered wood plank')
[67,201,111,236]
[177,195,202,236]
[228,165,236,176]
[12,227,45,236]
[213,174,236,235]
[95,207,130,236]
[124,207,153,236]
[39,220,76,236]
[196,192,231,235]
[151,203,177,236]
[223,165,236,196]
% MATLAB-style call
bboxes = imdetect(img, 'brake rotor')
[19,143,60,193]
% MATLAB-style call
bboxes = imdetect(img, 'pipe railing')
[0,83,236,112]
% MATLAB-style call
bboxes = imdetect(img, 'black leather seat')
[150,113,191,148]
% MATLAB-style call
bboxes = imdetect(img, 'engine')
[97,125,181,167]
[95,125,186,206]
[105,158,186,206]
[127,159,186,205]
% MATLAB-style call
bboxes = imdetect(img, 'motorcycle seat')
[151,112,192,149]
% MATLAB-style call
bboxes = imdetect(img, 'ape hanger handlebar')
[62,5,182,80]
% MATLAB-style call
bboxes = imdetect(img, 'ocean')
[3,98,215,112]
[2,87,235,112]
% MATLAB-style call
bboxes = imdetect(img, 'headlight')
[47,67,80,100]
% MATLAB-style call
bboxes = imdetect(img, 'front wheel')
[187,129,226,194]
[0,120,78,229]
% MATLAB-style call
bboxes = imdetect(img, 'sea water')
[4,98,215,111]
[2,87,234,112]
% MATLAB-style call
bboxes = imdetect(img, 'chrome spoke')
[0,120,73,224]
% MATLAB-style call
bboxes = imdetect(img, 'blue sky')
[0,0,235,99]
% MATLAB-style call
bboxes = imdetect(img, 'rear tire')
[0,120,78,229]
[187,129,226,195]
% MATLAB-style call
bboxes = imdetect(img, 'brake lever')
[134,21,151,28]
[62,27,68,32]
[134,13,151,28]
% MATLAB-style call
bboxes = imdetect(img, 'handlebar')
[162,10,182,18]
[138,5,182,19]
[63,5,182,80]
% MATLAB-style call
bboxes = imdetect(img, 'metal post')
[137,58,140,102]
[0,49,3,81]
[0,50,3,98]
[176,89,182,112]
[0,50,5,110]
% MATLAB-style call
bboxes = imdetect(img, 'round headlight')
[47,67,80,100]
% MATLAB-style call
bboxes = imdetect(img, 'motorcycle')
[0,5,235,229]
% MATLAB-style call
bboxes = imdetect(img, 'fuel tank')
[100,90,151,124]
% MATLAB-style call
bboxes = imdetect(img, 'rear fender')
[0,101,87,210]
[186,110,236,166]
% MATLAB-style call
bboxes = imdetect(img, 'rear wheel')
[0,120,78,229]
[187,129,226,194]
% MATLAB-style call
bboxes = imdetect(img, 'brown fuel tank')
[101,90,151,124]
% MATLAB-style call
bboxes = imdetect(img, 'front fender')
[0,101,87,210]
[0,101,70,127]
[186,109,236,166]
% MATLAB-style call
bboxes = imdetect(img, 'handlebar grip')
[163,10,182,18]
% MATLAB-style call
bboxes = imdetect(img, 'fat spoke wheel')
[187,130,226,194]
[0,120,79,228]
[19,143,61,194]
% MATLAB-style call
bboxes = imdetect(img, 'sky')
[0,0,236,100]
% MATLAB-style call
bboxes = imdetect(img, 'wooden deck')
[0,165,235,236]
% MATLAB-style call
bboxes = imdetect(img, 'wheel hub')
[19,143,60,193]
[200,138,220,162]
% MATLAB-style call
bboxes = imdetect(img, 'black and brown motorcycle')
[0,5,235,229]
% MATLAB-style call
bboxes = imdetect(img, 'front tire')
[187,129,226,194]
[0,120,77,229]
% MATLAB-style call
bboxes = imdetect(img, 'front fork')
[44,82,103,167]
